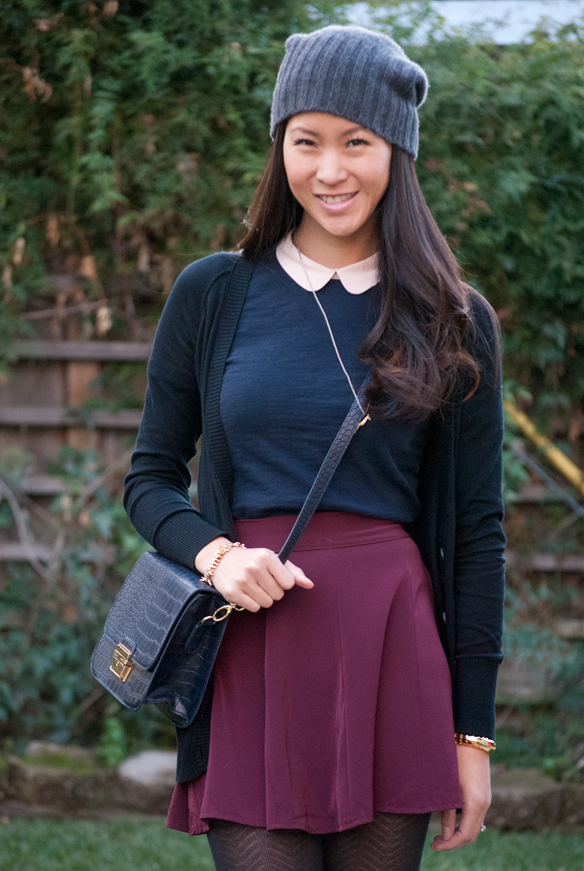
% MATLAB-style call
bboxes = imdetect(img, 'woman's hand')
[195,537,314,612]
[430,744,492,851]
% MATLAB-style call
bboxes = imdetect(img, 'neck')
[293,215,378,268]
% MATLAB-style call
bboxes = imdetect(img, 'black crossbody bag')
[90,376,370,728]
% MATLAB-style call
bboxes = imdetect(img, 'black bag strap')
[278,379,371,564]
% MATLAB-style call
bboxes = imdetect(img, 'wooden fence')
[0,339,150,562]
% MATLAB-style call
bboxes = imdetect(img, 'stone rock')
[0,757,10,803]
[112,751,177,814]
[118,750,177,788]
[3,747,176,816]
[559,781,584,829]
[4,755,118,812]
[26,741,95,766]
[488,767,565,831]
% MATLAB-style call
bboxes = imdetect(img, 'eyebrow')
[289,125,367,137]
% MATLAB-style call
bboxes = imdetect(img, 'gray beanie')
[270,25,428,159]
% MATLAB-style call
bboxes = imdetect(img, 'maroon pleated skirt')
[166,512,462,836]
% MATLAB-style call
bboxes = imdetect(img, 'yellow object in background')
[503,399,584,498]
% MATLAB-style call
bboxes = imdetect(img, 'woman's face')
[283,112,392,243]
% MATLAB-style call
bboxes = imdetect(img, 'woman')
[124,24,506,871]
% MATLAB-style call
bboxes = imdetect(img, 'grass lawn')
[1,817,584,870]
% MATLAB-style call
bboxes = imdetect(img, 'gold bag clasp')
[110,643,133,682]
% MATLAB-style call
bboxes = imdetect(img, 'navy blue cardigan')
[124,252,506,783]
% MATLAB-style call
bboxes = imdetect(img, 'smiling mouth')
[315,192,357,204]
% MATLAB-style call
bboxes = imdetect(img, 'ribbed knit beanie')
[270,25,429,160]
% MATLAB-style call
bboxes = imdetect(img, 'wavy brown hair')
[239,122,500,422]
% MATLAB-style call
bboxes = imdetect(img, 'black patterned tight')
[206,812,431,871]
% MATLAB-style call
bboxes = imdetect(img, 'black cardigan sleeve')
[452,292,506,738]
[123,257,232,570]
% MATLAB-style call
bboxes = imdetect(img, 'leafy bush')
[408,18,584,432]
[0,446,160,751]
[0,0,340,366]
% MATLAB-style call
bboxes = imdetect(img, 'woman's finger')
[210,549,274,609]
[430,803,487,851]
[431,826,465,851]
[238,567,279,608]
[285,559,314,588]
[220,588,263,613]
[246,555,314,604]
[254,568,287,602]
[247,551,295,598]
[260,552,298,591]
[458,803,488,844]
[440,808,456,842]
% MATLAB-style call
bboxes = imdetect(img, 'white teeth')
[319,194,354,204]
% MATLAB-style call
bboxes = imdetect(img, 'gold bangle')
[455,733,496,753]
[201,541,246,587]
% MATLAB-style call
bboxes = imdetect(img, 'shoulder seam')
[193,257,240,345]
[199,259,238,310]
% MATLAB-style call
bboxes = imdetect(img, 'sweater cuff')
[452,656,502,741]
[154,509,229,571]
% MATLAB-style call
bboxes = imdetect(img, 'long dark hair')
[239,122,499,422]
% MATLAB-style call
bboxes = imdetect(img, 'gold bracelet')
[455,733,496,753]
[201,541,246,588]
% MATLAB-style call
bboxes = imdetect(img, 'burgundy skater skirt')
[167,512,462,836]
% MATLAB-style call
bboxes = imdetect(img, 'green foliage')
[502,381,533,503]
[96,715,127,767]
[496,707,584,781]
[0,0,342,370]
[502,430,530,505]
[404,19,584,426]
[82,362,147,412]
[0,445,159,748]
[501,572,584,779]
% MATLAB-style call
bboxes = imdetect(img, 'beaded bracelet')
[455,733,496,753]
[201,541,246,588]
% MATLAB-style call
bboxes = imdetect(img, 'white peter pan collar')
[276,232,379,295]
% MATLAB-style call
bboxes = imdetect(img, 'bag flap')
[103,551,212,670]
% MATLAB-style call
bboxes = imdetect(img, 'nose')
[315,148,349,187]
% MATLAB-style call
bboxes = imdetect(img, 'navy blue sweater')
[221,248,429,522]
[124,252,506,783]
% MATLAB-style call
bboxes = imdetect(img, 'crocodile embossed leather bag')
[90,551,237,727]
[90,386,370,728]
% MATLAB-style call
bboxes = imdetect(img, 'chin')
[308,215,367,238]
[321,222,368,239]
